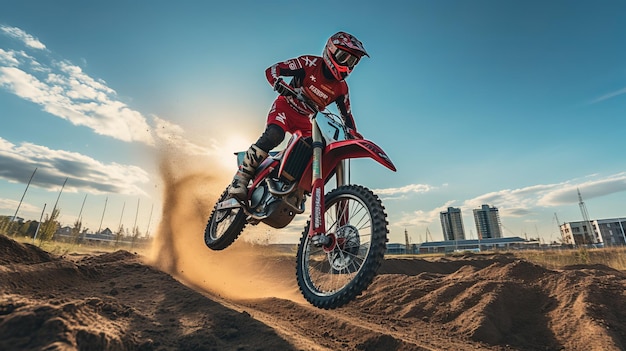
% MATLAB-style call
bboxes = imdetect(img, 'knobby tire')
[204,188,247,250]
[296,184,388,309]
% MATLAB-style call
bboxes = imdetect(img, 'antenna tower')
[554,212,565,243]
[404,228,410,254]
[577,188,595,244]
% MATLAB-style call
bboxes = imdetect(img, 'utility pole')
[98,197,108,234]
[145,203,154,238]
[554,212,564,243]
[132,198,140,233]
[131,198,141,249]
[12,167,37,224]
[50,177,68,222]
[116,201,126,246]
[117,201,126,231]
[43,177,68,240]
[33,203,46,242]
[77,194,87,223]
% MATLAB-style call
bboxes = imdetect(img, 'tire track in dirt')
[194,280,496,351]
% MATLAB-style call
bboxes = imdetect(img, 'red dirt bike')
[204,84,396,309]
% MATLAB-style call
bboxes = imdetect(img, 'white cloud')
[0,66,49,102]
[0,48,19,66]
[395,200,456,228]
[0,198,39,214]
[390,173,626,230]
[373,183,436,196]
[589,87,626,104]
[0,136,150,196]
[457,173,626,218]
[0,63,155,144]
[0,25,46,50]
[537,173,626,206]
[0,26,217,156]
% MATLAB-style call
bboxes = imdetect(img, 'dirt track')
[1,233,625,351]
[2,166,625,350]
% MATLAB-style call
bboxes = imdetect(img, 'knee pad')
[256,124,285,152]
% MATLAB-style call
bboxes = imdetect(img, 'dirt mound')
[0,234,57,265]
[2,232,625,351]
[352,255,626,350]
[77,250,139,265]
[378,253,518,275]
[0,234,294,351]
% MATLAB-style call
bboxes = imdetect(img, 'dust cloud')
[147,148,304,303]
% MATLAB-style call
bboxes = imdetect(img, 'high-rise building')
[440,207,466,241]
[473,204,502,239]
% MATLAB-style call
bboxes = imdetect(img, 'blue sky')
[1,1,625,244]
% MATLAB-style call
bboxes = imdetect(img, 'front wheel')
[204,188,247,250]
[296,184,388,309]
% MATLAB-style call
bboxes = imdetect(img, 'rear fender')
[298,139,396,192]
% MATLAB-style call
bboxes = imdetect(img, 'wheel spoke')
[296,184,388,308]
[304,193,373,294]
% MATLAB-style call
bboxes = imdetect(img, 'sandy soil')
[1,232,625,351]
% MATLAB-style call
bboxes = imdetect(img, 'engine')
[248,179,306,229]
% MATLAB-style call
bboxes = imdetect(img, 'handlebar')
[274,78,319,113]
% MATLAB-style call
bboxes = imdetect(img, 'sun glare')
[215,134,252,171]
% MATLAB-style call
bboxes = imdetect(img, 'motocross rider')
[228,31,369,201]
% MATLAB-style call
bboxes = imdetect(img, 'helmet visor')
[333,49,359,68]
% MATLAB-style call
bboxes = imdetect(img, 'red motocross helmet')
[323,32,369,81]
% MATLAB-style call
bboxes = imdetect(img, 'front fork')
[308,118,349,240]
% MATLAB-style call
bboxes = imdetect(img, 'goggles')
[333,49,359,68]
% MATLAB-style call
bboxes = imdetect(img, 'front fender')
[299,139,396,191]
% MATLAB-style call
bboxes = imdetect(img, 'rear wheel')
[296,184,388,309]
[204,188,246,250]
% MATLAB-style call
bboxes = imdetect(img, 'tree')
[115,224,125,247]
[131,226,141,249]
[0,216,22,236]
[0,216,10,235]
[38,208,60,242]
[71,218,83,244]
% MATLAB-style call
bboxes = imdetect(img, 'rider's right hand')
[275,78,317,112]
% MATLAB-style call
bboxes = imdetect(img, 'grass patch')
[10,234,151,257]
[391,247,626,272]
[513,247,626,271]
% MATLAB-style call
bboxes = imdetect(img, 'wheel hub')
[328,225,360,271]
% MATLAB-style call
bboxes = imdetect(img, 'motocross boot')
[228,144,268,201]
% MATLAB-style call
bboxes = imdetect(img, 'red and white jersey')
[265,55,357,130]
